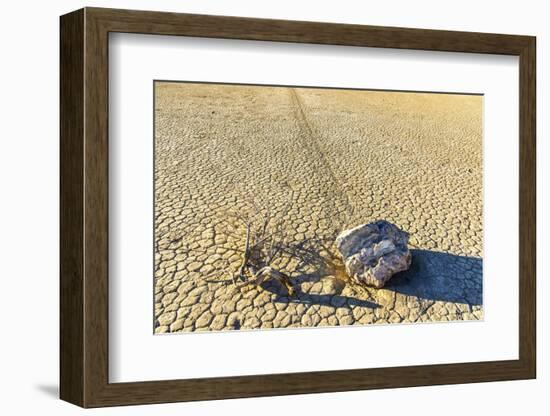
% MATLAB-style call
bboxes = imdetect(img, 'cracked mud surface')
[154,82,483,333]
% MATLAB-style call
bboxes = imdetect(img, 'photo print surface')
[153,81,483,334]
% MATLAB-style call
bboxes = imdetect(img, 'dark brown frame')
[60,7,536,408]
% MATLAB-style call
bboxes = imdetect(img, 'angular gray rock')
[335,220,411,288]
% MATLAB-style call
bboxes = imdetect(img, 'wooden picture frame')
[60,7,536,408]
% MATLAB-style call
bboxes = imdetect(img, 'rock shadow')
[386,249,483,306]
[271,243,482,308]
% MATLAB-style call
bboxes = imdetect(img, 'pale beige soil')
[154,82,483,333]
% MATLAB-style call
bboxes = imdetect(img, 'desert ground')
[154,82,483,333]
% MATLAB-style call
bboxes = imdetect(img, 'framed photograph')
[60,7,536,407]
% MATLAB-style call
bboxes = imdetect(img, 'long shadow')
[279,236,342,282]
[204,236,482,309]
[386,249,483,306]
[263,281,380,309]
[259,236,381,309]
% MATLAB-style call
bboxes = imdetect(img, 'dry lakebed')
[153,82,483,334]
